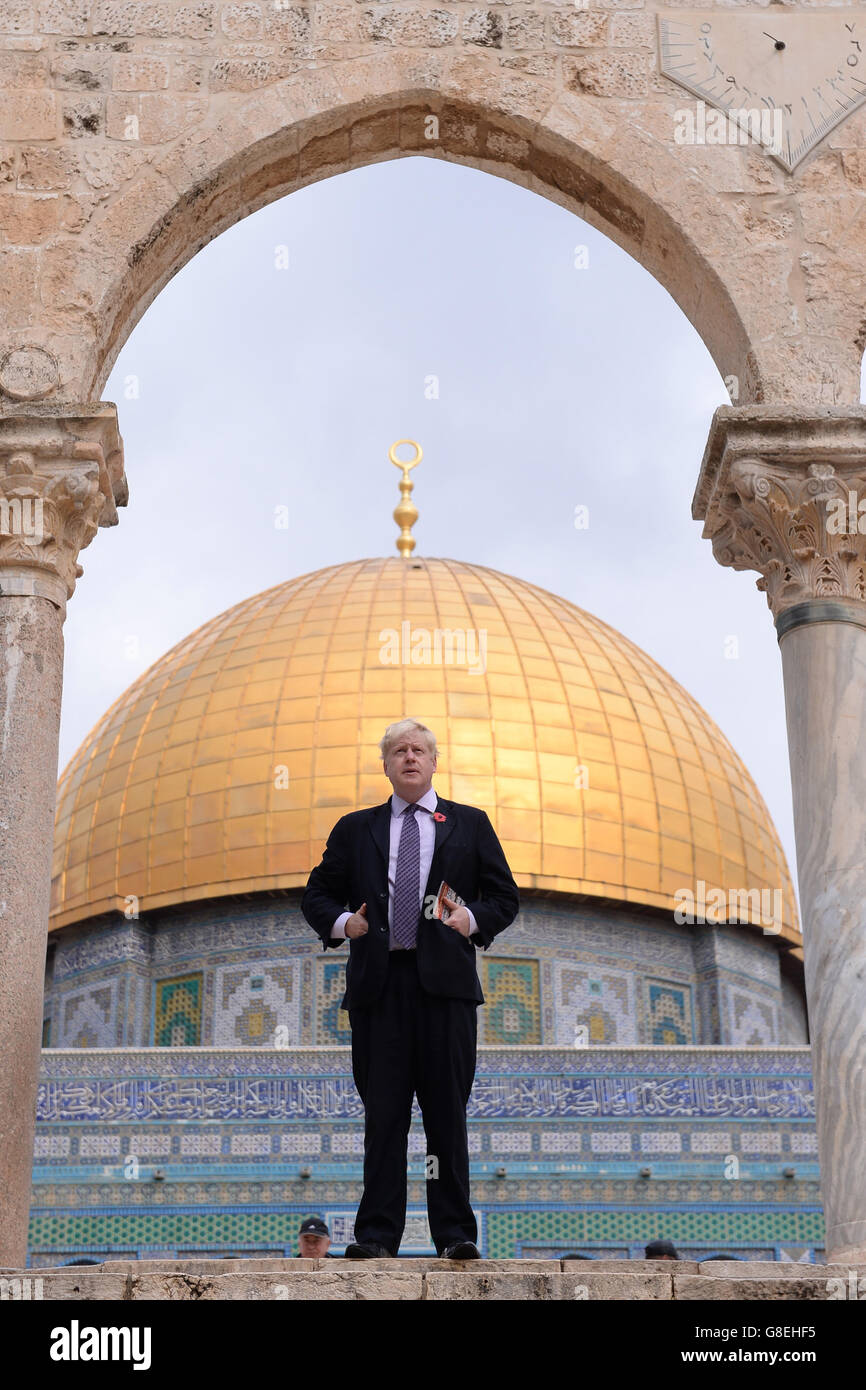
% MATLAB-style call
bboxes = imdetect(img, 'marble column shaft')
[0,405,125,1267]
[780,621,866,1260]
[694,405,866,1262]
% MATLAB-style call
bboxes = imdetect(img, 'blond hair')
[379,718,438,762]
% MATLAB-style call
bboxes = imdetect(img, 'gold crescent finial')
[389,439,422,559]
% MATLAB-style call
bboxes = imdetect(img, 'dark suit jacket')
[301,795,520,1010]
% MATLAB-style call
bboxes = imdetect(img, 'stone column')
[0,403,125,1267]
[694,405,866,1262]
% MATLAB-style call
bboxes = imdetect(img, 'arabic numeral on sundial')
[699,19,713,60]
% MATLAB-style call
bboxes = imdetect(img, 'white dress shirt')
[330,786,479,947]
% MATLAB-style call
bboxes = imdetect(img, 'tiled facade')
[32,894,816,1264]
[42,894,808,1050]
[30,1044,821,1263]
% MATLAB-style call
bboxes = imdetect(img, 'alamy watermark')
[674,880,783,935]
[0,496,44,543]
[379,622,487,675]
[826,490,866,535]
[674,100,783,157]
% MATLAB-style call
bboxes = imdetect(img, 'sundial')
[659,10,866,171]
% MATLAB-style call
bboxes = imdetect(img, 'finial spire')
[389,439,422,559]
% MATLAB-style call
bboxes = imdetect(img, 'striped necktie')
[392,804,420,949]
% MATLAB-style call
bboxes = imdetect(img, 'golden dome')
[51,556,799,942]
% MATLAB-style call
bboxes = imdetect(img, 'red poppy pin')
[433,811,447,822]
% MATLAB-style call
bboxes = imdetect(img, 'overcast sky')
[58,153,822,901]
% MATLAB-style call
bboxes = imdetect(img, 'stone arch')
[51,52,782,404]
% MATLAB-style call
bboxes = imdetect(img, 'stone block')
[220,1,262,37]
[171,57,204,90]
[80,141,146,187]
[173,3,215,38]
[563,1258,700,1273]
[424,1270,561,1300]
[62,94,103,136]
[549,11,608,47]
[0,90,56,140]
[92,2,210,36]
[91,2,150,34]
[564,1272,672,1299]
[0,2,35,33]
[609,11,652,47]
[675,1275,837,1301]
[38,0,90,33]
[139,90,207,140]
[261,3,310,41]
[17,145,76,188]
[210,56,299,90]
[313,4,356,42]
[128,1271,424,1299]
[102,1258,320,1272]
[505,10,543,50]
[51,52,111,88]
[0,190,62,240]
[564,51,648,98]
[0,51,48,85]
[2,1273,129,1299]
[462,9,504,49]
[359,8,458,48]
[698,1261,829,1278]
[112,55,169,89]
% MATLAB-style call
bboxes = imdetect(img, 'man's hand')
[345,903,368,939]
[442,896,472,937]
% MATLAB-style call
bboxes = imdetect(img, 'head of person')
[644,1239,678,1261]
[380,719,438,802]
[298,1217,331,1257]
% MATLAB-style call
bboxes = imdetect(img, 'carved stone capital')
[693,407,866,623]
[0,404,126,607]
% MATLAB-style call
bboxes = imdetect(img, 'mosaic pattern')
[482,958,540,1045]
[58,981,117,1049]
[486,1206,825,1260]
[36,1071,816,1124]
[30,1043,820,1260]
[213,962,300,1047]
[553,961,636,1045]
[318,960,352,1044]
[25,1203,825,1264]
[729,987,778,1046]
[646,980,693,1046]
[154,975,202,1047]
[39,897,808,1048]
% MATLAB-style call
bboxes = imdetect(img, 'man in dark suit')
[301,718,519,1260]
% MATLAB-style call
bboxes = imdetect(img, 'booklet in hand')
[432,880,466,922]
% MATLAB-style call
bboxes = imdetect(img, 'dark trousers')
[348,948,478,1255]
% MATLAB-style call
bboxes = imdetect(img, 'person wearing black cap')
[297,1217,337,1258]
[645,1239,679,1260]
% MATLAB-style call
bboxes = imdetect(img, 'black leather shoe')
[344,1242,393,1259]
[441,1241,481,1260]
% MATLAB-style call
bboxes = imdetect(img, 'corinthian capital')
[693,407,866,623]
[0,405,126,608]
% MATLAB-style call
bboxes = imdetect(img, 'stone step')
[0,1261,852,1300]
